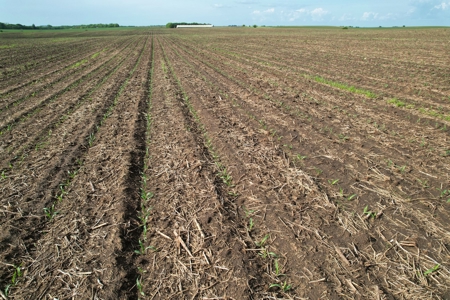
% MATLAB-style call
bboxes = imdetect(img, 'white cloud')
[310,8,328,18]
[361,12,379,20]
[339,13,356,21]
[252,8,274,15]
[434,2,450,9]
[286,7,328,21]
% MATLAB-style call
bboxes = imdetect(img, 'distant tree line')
[166,22,210,28]
[0,22,120,30]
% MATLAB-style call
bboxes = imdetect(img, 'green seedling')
[296,154,307,161]
[219,169,233,186]
[68,170,77,179]
[424,264,440,276]
[1,171,6,180]
[10,264,23,284]
[437,188,450,203]
[57,184,68,202]
[43,204,58,220]
[259,248,277,259]
[228,191,239,197]
[363,206,376,219]
[398,165,407,173]
[273,259,285,277]
[347,194,357,201]
[142,224,149,237]
[248,218,254,232]
[138,205,152,223]
[338,188,344,197]
[256,234,270,247]
[328,179,339,185]
[4,284,11,297]
[87,132,95,147]
[417,179,429,188]
[140,189,154,202]
[338,134,349,141]
[134,240,156,255]
[387,159,394,167]
[243,206,255,218]
[269,281,292,292]
[136,276,145,296]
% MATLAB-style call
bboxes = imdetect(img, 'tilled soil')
[0,28,449,300]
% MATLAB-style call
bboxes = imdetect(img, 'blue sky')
[1,0,449,27]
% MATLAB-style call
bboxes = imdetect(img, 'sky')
[1,0,449,27]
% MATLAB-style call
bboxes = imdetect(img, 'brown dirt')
[0,27,449,299]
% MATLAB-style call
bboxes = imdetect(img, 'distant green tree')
[253,24,257,28]
[166,22,211,28]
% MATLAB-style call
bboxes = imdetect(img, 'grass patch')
[91,52,101,59]
[312,76,377,98]
[419,107,450,121]
[68,59,88,69]
[387,98,406,107]
[0,44,16,49]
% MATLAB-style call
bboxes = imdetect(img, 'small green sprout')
[136,276,145,296]
[140,189,154,202]
[219,169,233,186]
[424,264,440,276]
[248,218,254,232]
[328,179,339,185]
[363,205,376,219]
[273,259,285,277]
[347,194,357,201]
[269,281,291,292]
[256,234,270,247]
[243,206,255,217]
[296,154,307,161]
[43,204,58,220]
[134,240,156,255]
[11,264,23,284]
[259,248,277,259]
[87,132,95,147]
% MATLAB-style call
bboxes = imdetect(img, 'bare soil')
[0,27,449,299]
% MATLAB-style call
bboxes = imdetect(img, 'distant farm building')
[177,25,214,28]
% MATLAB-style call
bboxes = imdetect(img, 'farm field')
[0,27,449,299]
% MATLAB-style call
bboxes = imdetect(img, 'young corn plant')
[134,239,156,255]
[273,259,285,277]
[248,218,254,232]
[424,264,440,276]
[87,132,95,147]
[437,188,450,203]
[3,264,23,297]
[219,168,233,186]
[328,179,339,185]
[43,204,58,220]
[296,154,307,161]
[136,276,145,296]
[243,206,255,232]
[363,205,376,219]
[269,281,292,292]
